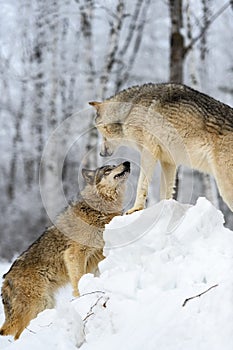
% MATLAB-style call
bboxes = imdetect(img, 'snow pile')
[1,198,233,349]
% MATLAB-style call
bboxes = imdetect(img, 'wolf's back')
[108,83,233,133]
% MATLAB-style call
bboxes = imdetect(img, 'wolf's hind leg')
[215,173,233,212]
[13,313,33,340]
[212,139,233,212]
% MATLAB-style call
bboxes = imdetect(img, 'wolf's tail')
[0,323,15,337]
[0,276,17,338]
[1,275,55,340]
[0,276,26,339]
[0,320,26,340]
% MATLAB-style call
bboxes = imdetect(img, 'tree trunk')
[169,0,184,84]
[169,0,185,200]
[79,0,97,169]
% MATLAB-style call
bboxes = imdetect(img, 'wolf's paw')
[125,206,144,215]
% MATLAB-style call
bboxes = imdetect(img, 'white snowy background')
[1,198,233,349]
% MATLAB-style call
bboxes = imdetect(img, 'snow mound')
[1,198,233,349]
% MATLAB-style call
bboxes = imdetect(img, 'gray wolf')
[90,83,233,214]
[0,161,130,340]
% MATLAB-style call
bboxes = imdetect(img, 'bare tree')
[83,0,152,169]
[169,0,184,84]
[79,0,97,169]
[32,0,47,177]
[99,0,125,99]
[115,0,152,91]
[169,0,184,200]
[7,1,32,199]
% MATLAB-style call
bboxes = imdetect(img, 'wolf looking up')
[90,83,233,214]
[0,161,130,340]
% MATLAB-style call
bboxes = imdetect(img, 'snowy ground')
[1,198,233,349]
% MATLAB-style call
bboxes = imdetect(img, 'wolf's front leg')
[126,148,157,214]
[64,245,87,297]
[160,161,177,200]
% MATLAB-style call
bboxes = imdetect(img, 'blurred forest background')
[0,0,233,260]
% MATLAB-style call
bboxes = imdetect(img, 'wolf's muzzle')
[100,149,112,157]
[123,161,130,172]
[114,161,130,179]
[100,144,113,157]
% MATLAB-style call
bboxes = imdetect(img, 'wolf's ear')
[82,169,95,184]
[89,101,102,110]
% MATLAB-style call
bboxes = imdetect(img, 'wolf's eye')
[104,169,112,175]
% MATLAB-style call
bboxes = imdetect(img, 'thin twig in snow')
[26,327,37,335]
[70,290,106,302]
[83,295,105,324]
[182,284,218,307]
[83,295,110,335]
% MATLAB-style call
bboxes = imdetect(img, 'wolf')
[0,161,130,340]
[90,83,233,214]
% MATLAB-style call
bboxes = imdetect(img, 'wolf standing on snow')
[0,161,130,340]
[90,83,233,214]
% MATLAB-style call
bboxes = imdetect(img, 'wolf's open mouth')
[114,161,130,179]
[114,170,128,179]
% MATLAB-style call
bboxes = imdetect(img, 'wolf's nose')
[100,150,113,157]
[123,161,130,170]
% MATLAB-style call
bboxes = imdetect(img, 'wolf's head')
[81,161,130,213]
[82,161,130,190]
[89,101,132,157]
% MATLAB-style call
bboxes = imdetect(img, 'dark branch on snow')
[182,284,218,307]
